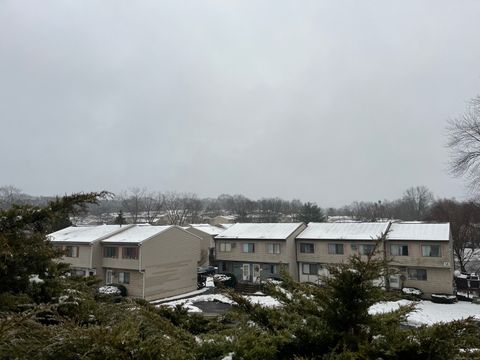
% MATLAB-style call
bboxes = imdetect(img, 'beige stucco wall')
[401,267,454,295]
[387,241,452,268]
[185,227,214,266]
[140,227,200,300]
[102,250,140,270]
[103,268,144,298]
[91,241,104,280]
[57,243,93,269]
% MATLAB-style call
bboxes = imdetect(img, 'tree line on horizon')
[0,184,461,224]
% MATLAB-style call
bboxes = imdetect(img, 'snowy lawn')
[369,300,480,326]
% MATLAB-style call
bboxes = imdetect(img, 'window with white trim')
[242,243,255,253]
[422,245,440,257]
[328,243,344,255]
[219,242,232,252]
[118,272,130,284]
[302,263,318,275]
[390,244,409,256]
[65,246,79,258]
[358,244,375,255]
[266,243,281,254]
[407,268,427,281]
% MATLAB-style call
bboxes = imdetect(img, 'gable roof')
[215,223,304,240]
[188,224,225,236]
[101,225,176,244]
[297,222,390,240]
[388,222,450,241]
[48,224,131,244]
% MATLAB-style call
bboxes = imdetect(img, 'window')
[122,247,139,259]
[65,246,79,258]
[103,247,118,258]
[328,243,344,255]
[408,268,427,281]
[300,243,314,253]
[219,242,232,252]
[72,269,85,276]
[267,243,281,254]
[269,264,278,274]
[422,245,440,257]
[242,243,255,253]
[302,263,318,275]
[390,244,409,256]
[359,244,375,255]
[119,272,130,284]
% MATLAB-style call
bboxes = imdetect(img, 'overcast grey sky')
[1,1,480,207]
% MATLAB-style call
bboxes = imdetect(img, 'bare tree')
[120,187,163,224]
[447,95,480,190]
[426,199,480,273]
[401,186,434,220]
[0,185,24,209]
[162,192,203,226]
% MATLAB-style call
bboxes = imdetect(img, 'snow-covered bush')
[98,285,121,296]
[213,273,237,288]
[402,287,423,299]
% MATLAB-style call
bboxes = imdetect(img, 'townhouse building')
[214,221,454,297]
[49,224,201,300]
[48,224,132,279]
[296,222,390,283]
[296,221,453,296]
[387,222,453,295]
[214,223,306,282]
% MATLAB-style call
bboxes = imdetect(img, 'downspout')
[139,244,145,299]
[383,222,392,291]
[89,242,94,271]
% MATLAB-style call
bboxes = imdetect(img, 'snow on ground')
[151,276,215,305]
[369,300,480,326]
[159,293,281,312]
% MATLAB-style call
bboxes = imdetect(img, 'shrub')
[111,283,128,297]
[213,273,237,288]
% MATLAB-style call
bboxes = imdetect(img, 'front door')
[242,264,250,282]
[253,264,261,283]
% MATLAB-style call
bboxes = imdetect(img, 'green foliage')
[2,194,480,359]
[114,210,127,225]
[0,192,109,304]
[297,202,326,223]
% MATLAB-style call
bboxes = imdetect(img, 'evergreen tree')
[297,202,326,223]
[0,192,109,304]
[114,210,127,225]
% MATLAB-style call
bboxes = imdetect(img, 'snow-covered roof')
[48,225,130,244]
[101,225,174,244]
[297,222,390,240]
[388,223,450,241]
[189,224,225,236]
[215,223,304,240]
